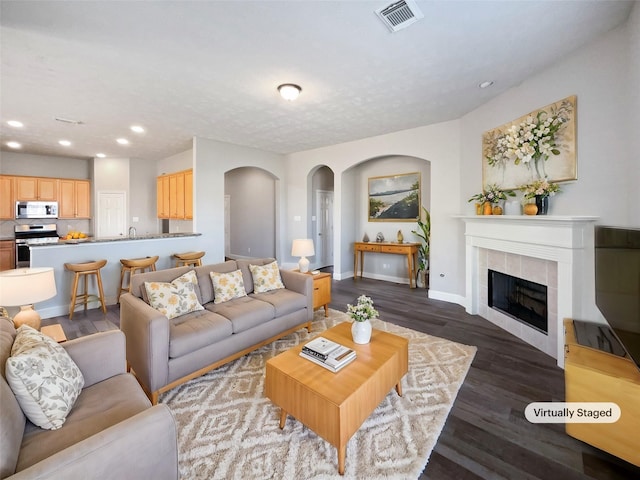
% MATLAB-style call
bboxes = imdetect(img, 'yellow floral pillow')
[249,261,285,293]
[210,269,247,304]
[144,270,204,319]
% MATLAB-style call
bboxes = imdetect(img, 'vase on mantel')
[351,319,372,344]
[535,195,549,215]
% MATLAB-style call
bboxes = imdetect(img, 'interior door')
[316,190,334,268]
[97,191,126,237]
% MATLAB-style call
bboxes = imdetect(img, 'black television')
[579,225,640,372]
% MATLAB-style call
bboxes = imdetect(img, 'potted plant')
[519,178,560,215]
[469,184,515,215]
[347,295,379,344]
[411,206,430,288]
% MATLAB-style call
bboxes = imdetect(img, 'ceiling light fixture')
[116,138,129,145]
[96,153,106,158]
[58,140,71,146]
[278,84,302,101]
[7,120,24,128]
[130,125,145,133]
[7,141,22,149]
[479,81,494,89]
[54,117,83,125]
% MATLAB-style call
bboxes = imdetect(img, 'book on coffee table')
[300,337,356,372]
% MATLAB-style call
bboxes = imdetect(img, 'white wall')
[129,157,159,235]
[0,152,90,179]
[628,2,640,226]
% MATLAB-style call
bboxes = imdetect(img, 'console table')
[353,242,420,288]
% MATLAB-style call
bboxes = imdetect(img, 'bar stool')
[118,255,159,301]
[173,251,205,267]
[64,260,108,320]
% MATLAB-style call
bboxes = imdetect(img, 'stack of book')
[300,336,356,372]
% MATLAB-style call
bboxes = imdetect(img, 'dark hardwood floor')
[43,276,640,480]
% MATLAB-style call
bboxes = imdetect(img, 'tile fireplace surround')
[460,215,599,368]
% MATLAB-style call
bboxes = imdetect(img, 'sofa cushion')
[205,296,275,334]
[237,258,275,294]
[169,311,233,359]
[250,288,308,317]
[249,261,285,293]
[144,270,204,320]
[17,373,150,472]
[6,325,84,430]
[210,269,247,304]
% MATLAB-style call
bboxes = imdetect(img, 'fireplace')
[488,270,548,334]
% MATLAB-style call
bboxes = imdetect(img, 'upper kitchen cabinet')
[0,175,14,219]
[157,169,192,220]
[15,176,58,201]
[59,179,91,219]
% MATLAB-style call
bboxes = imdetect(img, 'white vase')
[351,319,372,344]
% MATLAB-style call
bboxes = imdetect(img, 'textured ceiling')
[0,0,634,161]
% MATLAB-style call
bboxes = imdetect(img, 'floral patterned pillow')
[144,270,204,319]
[249,261,285,293]
[6,325,85,430]
[210,269,247,304]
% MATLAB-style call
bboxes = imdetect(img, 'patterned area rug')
[160,309,477,479]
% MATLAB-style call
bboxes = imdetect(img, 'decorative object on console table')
[376,232,384,242]
[347,294,378,344]
[396,230,403,243]
[291,239,315,273]
[362,232,369,243]
[0,267,57,330]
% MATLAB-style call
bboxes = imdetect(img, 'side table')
[41,324,67,343]
[294,270,332,316]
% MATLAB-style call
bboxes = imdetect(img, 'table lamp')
[0,267,57,331]
[291,239,315,273]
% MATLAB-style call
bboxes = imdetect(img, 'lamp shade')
[291,239,315,257]
[0,267,57,306]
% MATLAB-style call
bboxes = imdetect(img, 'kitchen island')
[29,232,206,319]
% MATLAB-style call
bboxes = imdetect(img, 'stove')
[14,224,59,268]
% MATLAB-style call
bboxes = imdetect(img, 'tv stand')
[564,319,640,466]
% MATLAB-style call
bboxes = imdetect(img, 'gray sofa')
[120,258,313,404]
[0,318,178,480]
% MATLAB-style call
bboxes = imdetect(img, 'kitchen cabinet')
[157,169,192,220]
[15,176,58,201]
[59,179,91,219]
[0,175,14,219]
[0,240,15,271]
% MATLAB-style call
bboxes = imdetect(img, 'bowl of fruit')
[62,231,88,241]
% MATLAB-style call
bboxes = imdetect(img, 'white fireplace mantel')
[458,215,599,367]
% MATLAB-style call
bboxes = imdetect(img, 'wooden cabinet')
[312,272,332,316]
[15,176,58,201]
[0,240,15,271]
[59,179,91,219]
[564,319,640,466]
[157,169,192,220]
[0,176,14,219]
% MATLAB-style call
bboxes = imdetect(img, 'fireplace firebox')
[488,270,548,334]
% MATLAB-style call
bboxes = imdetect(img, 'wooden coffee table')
[265,321,408,475]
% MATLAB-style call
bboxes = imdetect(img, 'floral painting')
[482,96,577,189]
[368,172,420,222]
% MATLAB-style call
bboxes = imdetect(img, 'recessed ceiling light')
[130,125,145,133]
[7,120,24,128]
[58,140,72,146]
[116,138,129,145]
[96,153,106,158]
[7,141,22,149]
[277,84,302,101]
[479,81,494,89]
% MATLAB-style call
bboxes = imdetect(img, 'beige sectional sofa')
[120,258,313,404]
[0,319,178,480]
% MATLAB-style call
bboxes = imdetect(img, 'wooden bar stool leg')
[69,272,80,319]
[83,273,89,313]
[96,270,107,314]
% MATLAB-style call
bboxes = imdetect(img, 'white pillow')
[249,261,285,293]
[144,270,204,320]
[6,325,85,430]
[210,269,247,304]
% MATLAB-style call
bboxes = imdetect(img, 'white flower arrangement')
[346,295,379,322]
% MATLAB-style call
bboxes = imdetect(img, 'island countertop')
[31,232,201,246]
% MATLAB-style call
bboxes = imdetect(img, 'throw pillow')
[144,270,204,320]
[249,261,285,293]
[6,325,85,430]
[210,269,247,304]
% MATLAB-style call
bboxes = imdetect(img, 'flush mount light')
[130,125,145,133]
[479,81,494,89]
[96,153,106,158]
[116,138,129,145]
[277,84,302,101]
[7,141,22,149]
[58,140,72,146]
[7,120,24,128]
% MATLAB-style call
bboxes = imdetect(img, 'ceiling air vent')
[375,0,424,32]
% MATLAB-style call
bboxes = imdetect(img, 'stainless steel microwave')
[15,201,59,219]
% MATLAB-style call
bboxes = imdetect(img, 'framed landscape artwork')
[368,172,420,222]
[482,95,577,190]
